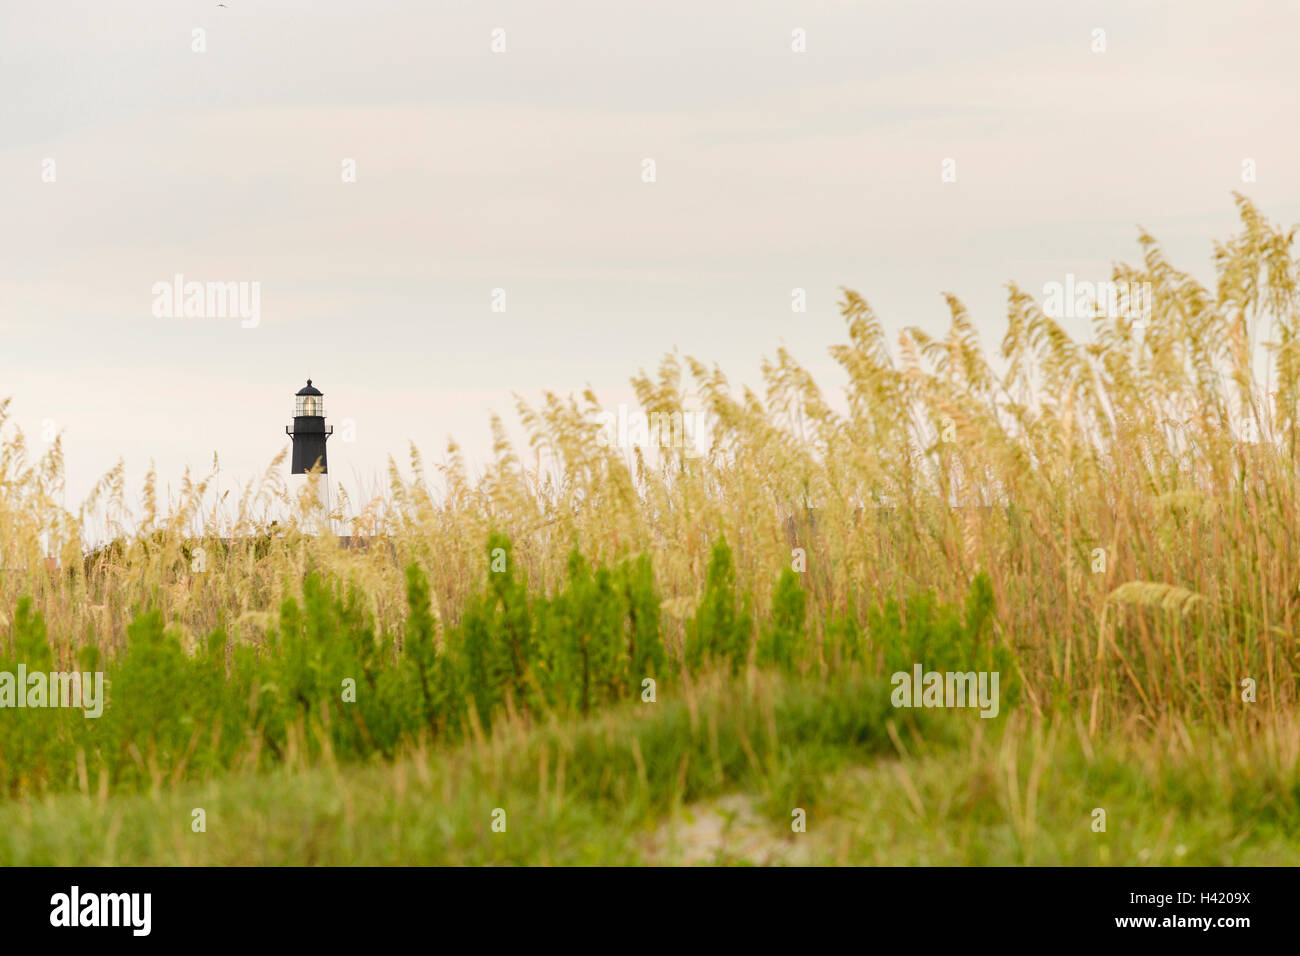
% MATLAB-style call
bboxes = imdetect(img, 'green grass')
[2,671,1294,865]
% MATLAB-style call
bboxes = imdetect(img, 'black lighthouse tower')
[286,380,333,474]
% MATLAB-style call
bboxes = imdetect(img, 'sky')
[2,0,1298,522]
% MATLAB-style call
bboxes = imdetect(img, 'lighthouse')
[286,379,332,474]
[286,379,333,532]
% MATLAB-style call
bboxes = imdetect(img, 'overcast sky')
[2,0,1297,519]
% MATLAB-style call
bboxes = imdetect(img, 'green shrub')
[685,537,753,674]
[0,535,1018,797]
[758,568,806,673]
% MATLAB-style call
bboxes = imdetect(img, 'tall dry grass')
[1,194,1296,731]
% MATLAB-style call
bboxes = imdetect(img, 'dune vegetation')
[1,194,1298,864]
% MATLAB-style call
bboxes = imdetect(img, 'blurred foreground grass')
[3,672,1294,865]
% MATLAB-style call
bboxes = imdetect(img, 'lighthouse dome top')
[297,379,323,396]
